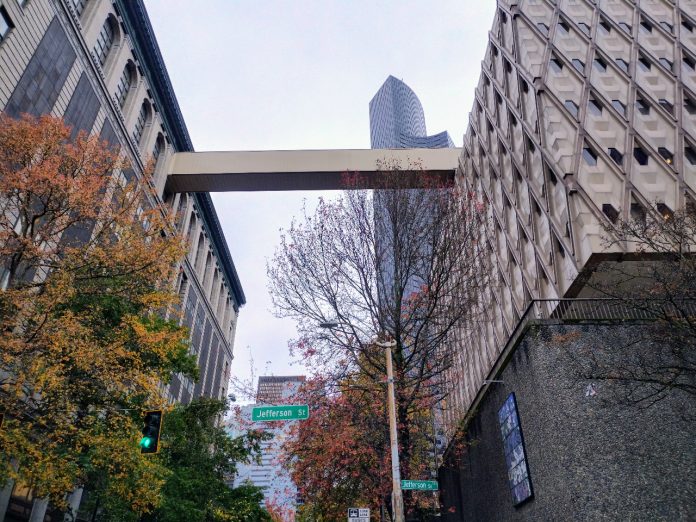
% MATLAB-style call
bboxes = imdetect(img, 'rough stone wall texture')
[439,322,696,521]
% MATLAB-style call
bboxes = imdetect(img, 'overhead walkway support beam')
[164,148,461,193]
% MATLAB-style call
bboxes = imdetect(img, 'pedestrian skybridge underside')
[164,148,462,193]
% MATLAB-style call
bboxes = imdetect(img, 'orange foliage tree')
[0,114,196,513]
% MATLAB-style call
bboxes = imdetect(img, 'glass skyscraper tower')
[369,75,454,149]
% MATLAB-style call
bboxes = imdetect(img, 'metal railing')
[528,298,696,322]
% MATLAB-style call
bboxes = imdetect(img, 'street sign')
[251,405,309,422]
[347,507,369,522]
[401,480,439,491]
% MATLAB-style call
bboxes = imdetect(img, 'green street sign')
[252,405,309,422]
[401,480,439,491]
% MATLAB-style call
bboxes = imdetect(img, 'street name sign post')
[347,507,370,522]
[401,480,439,491]
[251,405,309,422]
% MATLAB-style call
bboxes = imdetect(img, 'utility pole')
[377,337,404,522]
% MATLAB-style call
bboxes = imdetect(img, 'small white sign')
[348,507,370,522]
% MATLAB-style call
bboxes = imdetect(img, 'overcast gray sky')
[145,0,496,398]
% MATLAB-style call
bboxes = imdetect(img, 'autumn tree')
[0,114,195,514]
[568,205,696,407]
[268,163,488,519]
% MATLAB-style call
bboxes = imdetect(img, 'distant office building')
[369,75,454,149]
[0,0,244,519]
[227,376,305,520]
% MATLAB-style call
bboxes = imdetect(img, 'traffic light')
[139,409,163,454]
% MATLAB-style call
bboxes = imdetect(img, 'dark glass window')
[572,59,585,73]
[599,19,611,34]
[659,98,674,114]
[521,78,529,93]
[602,204,619,223]
[500,10,508,24]
[636,97,650,115]
[115,64,133,108]
[685,98,696,115]
[527,137,536,152]
[582,146,598,166]
[633,146,649,166]
[686,145,696,165]
[133,102,149,144]
[0,6,13,42]
[683,19,694,32]
[593,57,607,72]
[638,55,651,71]
[558,20,570,34]
[615,58,629,73]
[684,55,696,70]
[549,57,563,73]
[505,59,513,73]
[608,148,623,165]
[588,98,603,116]
[640,19,653,33]
[492,45,499,57]
[564,100,579,118]
[660,21,673,34]
[578,22,591,36]
[94,18,115,67]
[659,57,673,71]
[537,22,549,36]
[658,147,674,165]
[619,22,632,34]
[612,99,626,116]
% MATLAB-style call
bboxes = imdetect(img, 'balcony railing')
[528,298,696,322]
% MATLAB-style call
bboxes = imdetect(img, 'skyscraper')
[369,75,454,149]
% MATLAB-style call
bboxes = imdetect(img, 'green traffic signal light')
[140,409,163,455]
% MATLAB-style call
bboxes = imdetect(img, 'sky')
[144,0,497,399]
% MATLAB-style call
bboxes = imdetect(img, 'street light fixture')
[319,321,405,522]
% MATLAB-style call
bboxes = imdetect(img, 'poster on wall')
[498,392,534,506]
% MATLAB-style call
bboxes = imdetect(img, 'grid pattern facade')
[444,0,696,437]
[0,0,244,405]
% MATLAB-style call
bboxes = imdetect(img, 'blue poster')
[498,393,533,506]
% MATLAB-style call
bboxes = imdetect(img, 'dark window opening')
[521,78,529,93]
[633,146,649,166]
[660,21,673,34]
[526,137,536,152]
[630,202,646,222]
[492,45,499,56]
[578,22,591,36]
[537,22,549,36]
[599,19,611,34]
[683,19,694,32]
[572,59,585,73]
[615,58,629,73]
[547,167,558,185]
[564,99,579,117]
[636,97,650,115]
[659,57,673,71]
[0,6,15,42]
[658,98,674,114]
[549,57,563,73]
[588,98,603,116]
[638,54,651,71]
[657,203,674,220]
[582,146,598,166]
[684,55,696,70]
[685,98,696,114]
[686,145,696,165]
[558,20,570,34]
[593,57,607,72]
[619,22,632,34]
[658,147,674,165]
[612,99,626,116]
[608,148,624,166]
[602,204,620,223]
[639,19,653,33]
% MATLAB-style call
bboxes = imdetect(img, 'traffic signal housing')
[140,409,163,454]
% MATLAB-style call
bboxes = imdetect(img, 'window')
[636,97,650,115]
[526,137,536,152]
[492,45,499,57]
[602,204,619,223]
[683,19,694,32]
[537,22,549,36]
[608,148,623,166]
[549,56,563,73]
[564,99,579,118]
[578,22,591,36]
[133,101,149,144]
[505,59,512,73]
[686,145,696,165]
[72,0,88,16]
[115,63,133,108]
[639,19,653,33]
[619,22,632,34]
[615,58,629,73]
[558,19,570,34]
[659,57,673,71]
[572,59,585,73]
[593,57,607,73]
[521,79,529,93]
[658,147,673,165]
[94,18,115,67]
[660,21,673,34]
[153,134,165,165]
[684,55,696,70]
[599,18,611,34]
[0,6,13,42]
[582,146,598,166]
[685,98,696,115]
[588,98,603,116]
[658,98,674,114]
[638,54,651,71]
[612,99,626,117]
[633,146,649,166]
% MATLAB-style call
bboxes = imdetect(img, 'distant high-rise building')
[227,376,305,518]
[369,75,455,149]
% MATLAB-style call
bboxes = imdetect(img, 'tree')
[267,163,488,519]
[568,206,696,407]
[0,114,195,513]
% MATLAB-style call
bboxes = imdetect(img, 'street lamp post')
[375,336,405,522]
